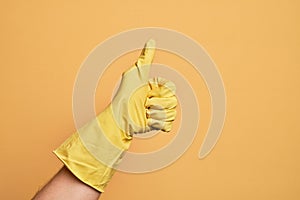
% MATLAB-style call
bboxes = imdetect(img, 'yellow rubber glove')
[54,39,177,192]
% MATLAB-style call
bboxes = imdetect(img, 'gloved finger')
[135,39,156,68]
[148,77,176,98]
[146,109,177,121]
[161,121,173,132]
[122,39,156,82]
[120,39,156,91]
[147,118,173,132]
[147,118,163,130]
[145,96,177,110]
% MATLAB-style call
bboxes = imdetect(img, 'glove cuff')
[54,105,133,192]
[53,132,114,192]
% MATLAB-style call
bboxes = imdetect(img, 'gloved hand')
[54,39,178,192]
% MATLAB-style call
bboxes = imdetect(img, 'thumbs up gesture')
[111,39,177,135]
[54,39,178,192]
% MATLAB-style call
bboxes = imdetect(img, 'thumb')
[136,39,156,69]
[122,39,156,83]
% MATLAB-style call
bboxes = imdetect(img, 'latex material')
[54,39,177,192]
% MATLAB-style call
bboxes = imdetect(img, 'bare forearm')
[32,166,101,200]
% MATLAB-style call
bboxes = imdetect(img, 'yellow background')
[1,0,299,199]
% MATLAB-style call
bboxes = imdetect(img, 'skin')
[32,166,101,200]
